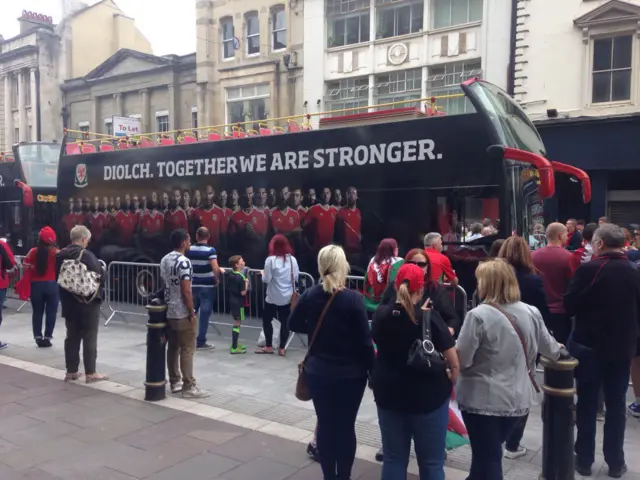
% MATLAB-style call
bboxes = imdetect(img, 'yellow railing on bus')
[63,94,461,149]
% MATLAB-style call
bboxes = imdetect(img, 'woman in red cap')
[23,226,59,347]
[371,263,459,479]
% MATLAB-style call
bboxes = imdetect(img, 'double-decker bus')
[0,142,60,254]
[56,79,590,283]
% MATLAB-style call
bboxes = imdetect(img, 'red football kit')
[306,204,337,249]
[270,207,300,234]
[297,207,307,225]
[337,207,362,253]
[141,210,165,235]
[230,207,268,237]
[164,208,189,233]
[85,211,109,243]
[115,211,138,245]
[194,206,224,247]
[221,207,233,234]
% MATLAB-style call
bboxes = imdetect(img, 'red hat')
[395,263,425,293]
[39,226,56,245]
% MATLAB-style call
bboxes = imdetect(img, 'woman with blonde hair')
[456,259,562,480]
[289,245,375,480]
[372,263,459,479]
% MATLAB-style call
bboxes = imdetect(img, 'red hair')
[374,238,398,264]
[269,234,293,258]
[404,248,435,287]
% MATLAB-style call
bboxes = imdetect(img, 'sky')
[0,0,196,56]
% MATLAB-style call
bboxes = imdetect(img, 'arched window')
[221,16,235,59]
[245,11,260,55]
[271,5,286,51]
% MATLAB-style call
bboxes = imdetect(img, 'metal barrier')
[5,256,28,312]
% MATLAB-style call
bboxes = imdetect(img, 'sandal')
[86,373,109,384]
[255,347,274,354]
[278,348,286,357]
[64,372,82,382]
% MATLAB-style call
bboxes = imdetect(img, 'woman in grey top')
[256,234,299,356]
[456,258,562,480]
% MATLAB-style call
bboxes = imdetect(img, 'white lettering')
[239,155,254,173]
[298,150,309,169]
[313,149,324,168]
[403,141,417,162]
[204,158,215,176]
[271,153,284,171]
[217,157,227,173]
[387,142,402,163]
[104,166,113,181]
[370,144,385,164]
[140,163,150,178]
[158,162,166,178]
[184,160,194,177]
[339,147,353,167]
[418,139,436,160]
[256,154,267,172]
[284,152,297,170]
[326,148,339,168]
[175,161,185,177]
[354,146,368,166]
[164,162,175,177]
[227,156,238,173]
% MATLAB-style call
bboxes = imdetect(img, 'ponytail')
[397,282,417,324]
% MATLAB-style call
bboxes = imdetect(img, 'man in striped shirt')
[186,227,220,350]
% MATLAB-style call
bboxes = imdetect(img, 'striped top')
[186,243,218,287]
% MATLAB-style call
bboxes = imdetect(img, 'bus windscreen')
[15,143,60,188]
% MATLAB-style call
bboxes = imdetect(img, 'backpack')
[57,249,101,303]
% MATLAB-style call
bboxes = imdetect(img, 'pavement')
[0,298,639,479]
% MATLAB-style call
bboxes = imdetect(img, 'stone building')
[195,0,305,130]
[62,49,197,138]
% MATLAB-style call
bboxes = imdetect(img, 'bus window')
[15,143,60,188]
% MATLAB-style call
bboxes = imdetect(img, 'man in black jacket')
[565,223,640,478]
[56,225,107,383]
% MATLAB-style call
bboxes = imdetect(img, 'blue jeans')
[378,401,449,480]
[193,287,216,346]
[305,372,367,480]
[0,288,6,326]
[461,412,523,480]
[31,281,59,340]
[569,337,630,470]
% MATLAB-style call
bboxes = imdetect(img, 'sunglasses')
[407,260,428,268]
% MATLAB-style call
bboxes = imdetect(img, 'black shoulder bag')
[407,309,449,376]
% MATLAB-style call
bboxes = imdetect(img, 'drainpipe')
[507,0,518,95]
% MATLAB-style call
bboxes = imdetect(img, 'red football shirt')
[194,206,224,247]
[306,204,337,249]
[424,248,457,284]
[230,208,268,237]
[270,207,300,234]
[297,207,307,225]
[336,207,362,253]
[85,211,108,243]
[221,207,233,234]
[141,210,165,235]
[115,211,138,245]
[165,208,189,233]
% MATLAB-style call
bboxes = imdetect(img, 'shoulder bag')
[407,309,449,376]
[289,255,300,309]
[295,290,339,401]
[487,303,540,393]
[57,249,101,304]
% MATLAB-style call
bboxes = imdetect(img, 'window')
[326,0,371,15]
[105,121,113,136]
[427,60,481,114]
[78,123,90,139]
[157,115,169,132]
[245,12,260,55]
[328,12,370,47]
[592,36,632,104]
[191,109,198,129]
[14,128,19,141]
[432,0,483,29]
[375,68,422,109]
[272,6,287,51]
[226,84,270,132]
[221,17,235,59]
[11,77,19,107]
[376,0,423,39]
[325,77,369,115]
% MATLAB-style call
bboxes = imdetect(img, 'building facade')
[303,0,512,127]
[195,0,305,130]
[517,0,640,223]
[0,13,62,152]
[62,49,196,138]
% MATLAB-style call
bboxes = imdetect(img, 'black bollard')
[145,298,168,401]
[539,355,579,480]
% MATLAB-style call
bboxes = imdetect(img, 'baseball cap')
[38,226,56,245]
[395,263,425,293]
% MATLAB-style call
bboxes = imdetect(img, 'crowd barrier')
[5,256,29,312]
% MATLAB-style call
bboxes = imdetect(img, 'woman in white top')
[256,234,299,356]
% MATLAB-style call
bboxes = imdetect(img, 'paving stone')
[223,457,297,480]
[2,418,81,446]
[0,436,90,470]
[0,414,42,434]
[145,452,240,480]
[69,415,153,443]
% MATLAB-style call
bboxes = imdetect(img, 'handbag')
[407,309,449,376]
[487,303,540,393]
[57,249,101,304]
[289,255,300,309]
[295,290,339,401]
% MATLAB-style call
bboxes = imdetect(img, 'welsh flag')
[446,391,469,450]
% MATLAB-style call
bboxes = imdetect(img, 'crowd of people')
[0,214,639,479]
